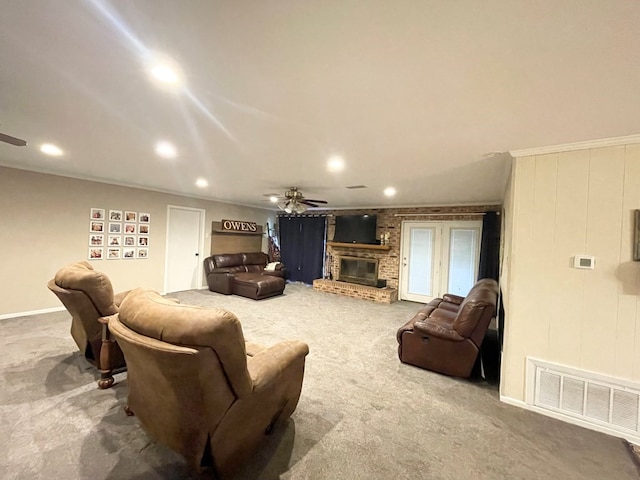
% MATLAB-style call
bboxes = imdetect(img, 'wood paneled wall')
[502,143,640,401]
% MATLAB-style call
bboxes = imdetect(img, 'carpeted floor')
[1,283,638,479]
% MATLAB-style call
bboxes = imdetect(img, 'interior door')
[399,220,482,302]
[165,206,205,293]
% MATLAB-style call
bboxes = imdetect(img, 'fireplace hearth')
[337,256,379,287]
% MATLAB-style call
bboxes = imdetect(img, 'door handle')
[195,253,199,257]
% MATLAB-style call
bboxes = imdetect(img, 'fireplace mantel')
[327,241,391,251]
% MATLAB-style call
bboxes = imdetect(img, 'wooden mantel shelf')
[327,241,391,251]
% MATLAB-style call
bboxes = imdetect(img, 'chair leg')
[97,320,115,389]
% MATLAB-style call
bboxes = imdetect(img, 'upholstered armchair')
[108,288,309,478]
[397,279,499,378]
[47,261,128,388]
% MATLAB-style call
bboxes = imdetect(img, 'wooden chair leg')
[97,319,115,389]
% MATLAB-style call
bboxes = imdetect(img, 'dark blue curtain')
[476,211,502,384]
[279,216,327,284]
[477,211,500,281]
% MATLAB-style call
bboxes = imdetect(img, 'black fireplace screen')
[337,256,379,286]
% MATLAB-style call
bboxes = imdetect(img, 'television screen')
[333,215,378,244]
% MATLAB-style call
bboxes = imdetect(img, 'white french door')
[399,221,482,303]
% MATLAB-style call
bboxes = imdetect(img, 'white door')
[165,206,205,293]
[399,221,482,302]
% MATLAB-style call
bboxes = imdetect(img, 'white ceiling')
[1,1,639,209]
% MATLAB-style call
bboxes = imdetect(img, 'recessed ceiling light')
[40,143,63,156]
[269,196,279,203]
[154,141,177,159]
[150,64,179,84]
[195,178,208,188]
[327,155,345,172]
[384,187,396,197]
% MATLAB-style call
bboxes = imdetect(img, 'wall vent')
[527,358,640,440]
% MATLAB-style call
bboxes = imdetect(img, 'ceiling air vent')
[345,185,367,189]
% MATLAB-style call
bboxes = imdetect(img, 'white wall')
[501,143,640,401]
[0,167,276,317]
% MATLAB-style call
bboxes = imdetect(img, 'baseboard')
[500,394,640,445]
[0,306,65,321]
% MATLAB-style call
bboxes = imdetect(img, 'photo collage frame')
[89,208,150,260]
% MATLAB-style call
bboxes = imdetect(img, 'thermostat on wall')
[573,255,595,269]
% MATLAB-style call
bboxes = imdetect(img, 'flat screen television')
[333,214,378,244]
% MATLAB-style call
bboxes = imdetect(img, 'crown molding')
[510,134,640,158]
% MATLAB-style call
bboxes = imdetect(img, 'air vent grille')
[345,185,367,189]
[529,359,640,439]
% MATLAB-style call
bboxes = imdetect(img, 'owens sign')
[221,219,258,232]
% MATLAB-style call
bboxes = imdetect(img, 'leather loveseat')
[396,278,498,378]
[204,252,285,300]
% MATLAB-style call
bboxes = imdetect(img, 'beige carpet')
[0,283,638,479]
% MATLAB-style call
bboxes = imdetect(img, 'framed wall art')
[137,248,149,259]
[125,211,137,222]
[90,221,104,233]
[107,248,121,260]
[139,212,150,223]
[88,248,103,260]
[123,248,135,259]
[90,208,105,220]
[109,210,123,222]
[89,234,104,247]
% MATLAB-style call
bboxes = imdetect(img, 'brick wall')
[324,205,500,289]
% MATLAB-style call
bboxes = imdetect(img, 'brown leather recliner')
[396,278,499,378]
[108,288,309,478]
[47,261,128,388]
[204,252,286,300]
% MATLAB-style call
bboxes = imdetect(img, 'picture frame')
[137,247,149,259]
[634,209,640,261]
[107,248,121,260]
[123,248,136,259]
[124,223,136,234]
[90,208,105,220]
[109,223,122,234]
[139,212,150,223]
[123,235,136,246]
[109,210,123,222]
[90,221,104,233]
[138,236,149,246]
[88,248,103,260]
[89,234,104,247]
[108,235,122,246]
[138,224,150,235]
[125,211,137,222]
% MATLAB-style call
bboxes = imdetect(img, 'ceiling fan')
[0,131,27,147]
[270,187,328,214]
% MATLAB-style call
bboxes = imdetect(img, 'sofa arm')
[442,293,465,305]
[414,320,464,342]
[247,340,309,392]
[206,272,234,295]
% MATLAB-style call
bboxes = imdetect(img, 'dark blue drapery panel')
[477,211,500,281]
[279,216,326,285]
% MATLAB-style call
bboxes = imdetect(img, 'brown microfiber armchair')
[204,252,286,300]
[108,288,309,478]
[47,261,128,388]
[397,278,499,378]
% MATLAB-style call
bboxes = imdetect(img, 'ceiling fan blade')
[304,199,328,204]
[301,200,322,207]
[0,132,27,146]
